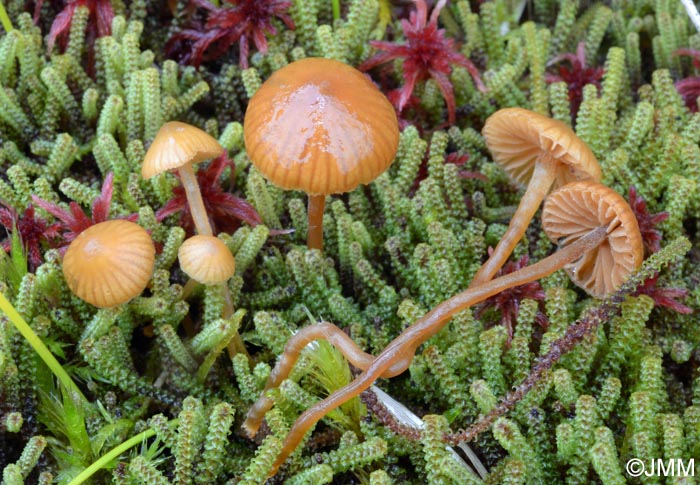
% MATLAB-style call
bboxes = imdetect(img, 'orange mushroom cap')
[142,121,223,179]
[63,220,156,308]
[243,57,400,195]
[542,181,644,298]
[178,235,236,284]
[482,108,601,189]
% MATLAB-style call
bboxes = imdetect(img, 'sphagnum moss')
[0,0,698,483]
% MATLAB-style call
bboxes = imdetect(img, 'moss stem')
[0,0,13,33]
[66,420,178,485]
[0,290,87,403]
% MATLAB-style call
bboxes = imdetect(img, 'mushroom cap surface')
[142,121,223,179]
[244,57,400,195]
[482,108,601,189]
[178,235,236,284]
[63,220,155,308]
[542,181,643,298]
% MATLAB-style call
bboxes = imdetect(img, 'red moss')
[673,49,700,111]
[31,172,125,254]
[475,253,547,342]
[632,274,692,314]
[359,0,485,125]
[545,41,604,121]
[155,154,266,236]
[37,0,114,54]
[625,186,690,314]
[165,0,293,68]
[0,203,61,271]
[627,186,668,256]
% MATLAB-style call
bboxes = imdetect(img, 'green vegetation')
[0,0,698,483]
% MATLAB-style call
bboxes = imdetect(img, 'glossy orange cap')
[178,235,236,284]
[542,181,643,298]
[63,220,155,308]
[482,108,601,189]
[142,121,223,179]
[244,58,400,195]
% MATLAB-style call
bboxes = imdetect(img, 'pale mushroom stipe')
[142,121,224,236]
[471,108,602,287]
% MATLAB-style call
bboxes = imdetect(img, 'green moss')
[0,0,698,483]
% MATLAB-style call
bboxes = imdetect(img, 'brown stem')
[307,194,326,251]
[262,226,607,476]
[470,156,556,287]
[178,164,213,236]
[242,322,411,438]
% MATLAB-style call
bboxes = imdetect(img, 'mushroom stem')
[471,156,557,286]
[258,225,608,476]
[242,322,412,438]
[178,164,213,236]
[222,284,251,360]
[181,278,198,299]
[307,194,326,251]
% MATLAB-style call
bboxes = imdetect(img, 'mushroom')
[63,220,155,308]
[471,108,601,286]
[541,181,644,298]
[244,181,643,476]
[142,121,224,236]
[178,234,249,359]
[178,235,236,285]
[244,57,400,251]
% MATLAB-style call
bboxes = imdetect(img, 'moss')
[0,0,698,483]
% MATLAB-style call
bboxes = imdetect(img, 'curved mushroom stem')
[178,163,213,237]
[242,322,411,438]
[258,225,608,476]
[470,155,557,286]
[307,195,326,251]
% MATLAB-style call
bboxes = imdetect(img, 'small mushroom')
[178,234,248,359]
[542,181,644,297]
[63,220,155,308]
[472,108,601,286]
[244,57,400,251]
[142,121,224,236]
[178,235,236,285]
[245,181,643,476]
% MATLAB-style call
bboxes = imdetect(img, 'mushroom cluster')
[471,107,601,286]
[242,108,646,476]
[142,121,247,357]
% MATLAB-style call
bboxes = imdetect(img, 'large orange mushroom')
[244,57,400,251]
[471,108,601,286]
[244,181,643,476]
